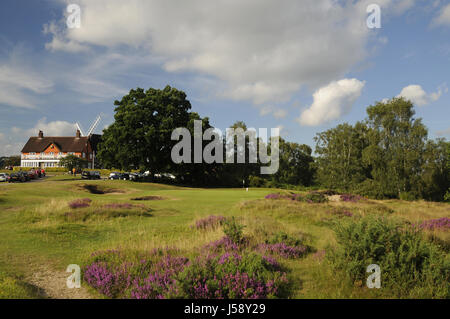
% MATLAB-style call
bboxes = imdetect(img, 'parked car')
[129,172,143,181]
[20,171,30,181]
[0,173,9,182]
[8,172,26,182]
[109,172,122,180]
[121,173,130,180]
[82,171,101,180]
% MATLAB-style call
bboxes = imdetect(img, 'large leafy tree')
[363,98,428,198]
[421,139,450,201]
[272,138,315,186]
[3,156,20,167]
[98,86,194,172]
[315,122,369,190]
[59,154,87,171]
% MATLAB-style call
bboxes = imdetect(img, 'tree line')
[96,86,449,201]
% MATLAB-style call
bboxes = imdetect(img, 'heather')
[83,248,289,299]
[416,217,450,231]
[1,176,449,299]
[68,198,92,209]
[177,252,289,299]
[327,208,353,218]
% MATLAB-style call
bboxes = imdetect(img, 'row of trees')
[0,156,20,168]
[96,86,449,201]
[315,98,449,201]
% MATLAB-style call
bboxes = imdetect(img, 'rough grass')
[0,177,448,298]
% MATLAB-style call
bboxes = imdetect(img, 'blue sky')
[0,0,449,156]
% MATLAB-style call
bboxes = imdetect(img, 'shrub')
[328,216,449,298]
[83,249,290,299]
[353,179,394,199]
[399,191,418,201]
[130,255,189,299]
[249,176,268,188]
[444,189,450,202]
[222,217,245,244]
[303,191,328,203]
[265,231,305,247]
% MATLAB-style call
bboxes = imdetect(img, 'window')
[49,152,54,155]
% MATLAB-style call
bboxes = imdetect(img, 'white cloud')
[392,0,416,14]
[259,106,288,119]
[0,64,53,109]
[297,78,365,126]
[0,118,78,156]
[45,0,407,105]
[432,3,450,27]
[397,84,447,106]
[43,22,90,53]
[25,118,77,137]
[273,109,288,119]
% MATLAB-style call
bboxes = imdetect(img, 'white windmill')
[76,114,102,137]
[76,114,102,169]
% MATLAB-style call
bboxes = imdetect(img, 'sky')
[0,0,449,156]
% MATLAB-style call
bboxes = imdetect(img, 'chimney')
[38,130,44,138]
[76,129,81,138]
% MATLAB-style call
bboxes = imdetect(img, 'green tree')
[422,139,450,201]
[98,86,194,172]
[59,154,87,172]
[271,138,315,186]
[3,156,20,167]
[315,122,369,190]
[364,98,428,198]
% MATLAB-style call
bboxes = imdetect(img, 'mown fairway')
[0,175,448,298]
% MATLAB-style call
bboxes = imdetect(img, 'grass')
[0,176,448,298]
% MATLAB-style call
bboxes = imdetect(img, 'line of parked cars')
[0,169,45,183]
[108,172,145,181]
[108,171,176,182]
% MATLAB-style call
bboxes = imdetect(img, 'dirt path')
[26,266,93,299]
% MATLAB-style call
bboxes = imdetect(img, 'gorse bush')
[222,217,245,244]
[328,216,449,298]
[266,231,304,247]
[302,192,328,203]
[444,189,450,202]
